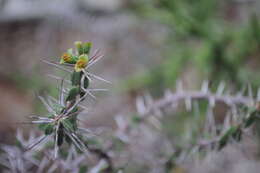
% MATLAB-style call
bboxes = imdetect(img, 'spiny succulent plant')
[30,41,110,158]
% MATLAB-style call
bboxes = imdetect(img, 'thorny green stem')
[31,41,113,172]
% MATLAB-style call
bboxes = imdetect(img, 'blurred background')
[0,0,260,172]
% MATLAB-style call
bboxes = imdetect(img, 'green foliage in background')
[127,0,260,95]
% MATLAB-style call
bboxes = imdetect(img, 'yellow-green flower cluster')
[75,55,89,72]
[60,53,74,64]
[60,41,92,72]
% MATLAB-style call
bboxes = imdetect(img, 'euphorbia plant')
[31,41,109,158]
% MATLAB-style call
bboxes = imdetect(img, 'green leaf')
[52,104,64,114]
[38,123,48,131]
[66,87,80,102]
[45,123,54,135]
[70,107,79,114]
[82,42,92,55]
[75,41,84,55]
[218,126,238,150]
[71,71,82,86]
[38,115,55,132]
[62,118,75,132]
[72,55,79,62]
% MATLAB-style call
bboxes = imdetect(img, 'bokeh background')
[0,0,260,172]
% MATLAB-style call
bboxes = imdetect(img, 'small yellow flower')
[60,53,73,64]
[75,54,89,72]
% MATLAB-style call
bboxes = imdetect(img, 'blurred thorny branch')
[1,72,260,172]
[114,80,260,171]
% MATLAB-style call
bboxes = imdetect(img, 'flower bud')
[82,42,92,54]
[74,54,89,72]
[75,41,84,55]
[60,53,74,64]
